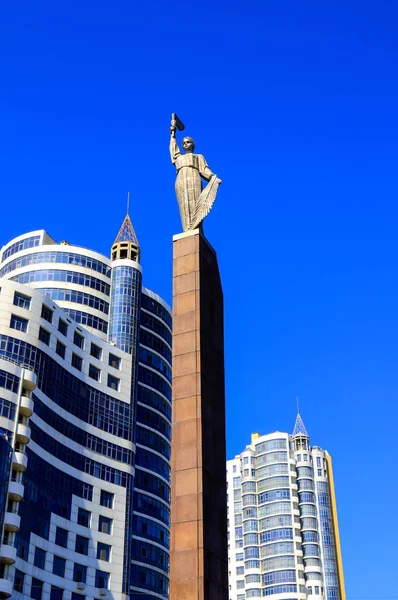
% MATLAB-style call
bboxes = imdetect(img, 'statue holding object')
[170,113,222,232]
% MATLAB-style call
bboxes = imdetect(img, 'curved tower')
[131,289,171,599]
[292,415,324,600]
[0,224,171,600]
[0,279,134,600]
[109,215,142,354]
[107,214,172,599]
[227,420,346,600]
[0,230,111,339]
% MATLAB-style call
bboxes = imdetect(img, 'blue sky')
[1,1,398,596]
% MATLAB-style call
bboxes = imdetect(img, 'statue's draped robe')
[170,138,219,231]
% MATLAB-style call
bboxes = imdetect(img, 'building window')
[90,343,102,360]
[100,490,114,508]
[31,578,43,600]
[53,556,66,577]
[98,515,112,534]
[97,542,111,561]
[108,353,120,369]
[77,507,91,527]
[244,457,249,465]
[75,535,89,555]
[34,547,46,569]
[50,587,63,600]
[317,469,322,476]
[56,340,66,359]
[39,327,50,345]
[71,594,85,600]
[89,364,100,381]
[55,527,68,547]
[107,374,119,391]
[14,569,25,593]
[72,353,83,371]
[58,318,68,336]
[10,314,28,332]
[41,304,53,323]
[233,465,237,473]
[73,563,87,583]
[95,570,110,589]
[73,331,84,349]
[14,291,31,310]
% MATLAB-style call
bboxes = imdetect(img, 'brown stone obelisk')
[170,228,228,600]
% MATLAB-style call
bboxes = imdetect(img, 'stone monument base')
[170,228,228,600]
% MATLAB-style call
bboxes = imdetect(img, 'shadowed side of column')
[170,229,228,600]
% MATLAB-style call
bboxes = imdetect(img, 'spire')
[111,201,140,263]
[292,413,309,437]
[113,214,139,246]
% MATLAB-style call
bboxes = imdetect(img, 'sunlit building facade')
[0,221,171,600]
[226,416,345,600]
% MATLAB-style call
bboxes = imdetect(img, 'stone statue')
[170,114,222,231]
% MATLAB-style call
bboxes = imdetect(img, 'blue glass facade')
[0,229,172,600]
[0,432,12,533]
[1,235,41,262]
[109,265,142,355]
[131,293,172,599]
[0,250,111,278]
[0,336,133,440]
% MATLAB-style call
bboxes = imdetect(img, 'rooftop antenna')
[296,396,300,414]
[127,191,131,216]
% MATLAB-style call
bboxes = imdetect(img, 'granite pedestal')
[170,228,228,600]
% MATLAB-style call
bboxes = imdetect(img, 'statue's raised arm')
[170,118,181,164]
[169,113,222,232]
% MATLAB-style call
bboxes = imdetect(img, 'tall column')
[170,228,228,600]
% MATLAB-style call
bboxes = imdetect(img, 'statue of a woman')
[170,118,222,232]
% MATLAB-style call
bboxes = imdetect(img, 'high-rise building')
[0,220,171,600]
[226,416,345,600]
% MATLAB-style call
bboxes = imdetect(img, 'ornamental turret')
[292,412,309,452]
[110,214,140,263]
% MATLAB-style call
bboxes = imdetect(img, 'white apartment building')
[226,416,345,600]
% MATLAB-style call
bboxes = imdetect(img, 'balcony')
[0,575,13,598]
[22,370,37,391]
[0,545,17,565]
[8,482,24,502]
[3,511,20,533]
[19,395,34,417]
[12,451,28,472]
[16,423,31,445]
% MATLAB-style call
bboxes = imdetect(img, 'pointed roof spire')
[111,195,141,263]
[292,413,309,437]
[113,214,139,246]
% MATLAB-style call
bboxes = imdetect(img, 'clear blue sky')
[1,1,397,596]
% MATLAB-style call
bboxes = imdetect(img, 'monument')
[169,114,228,600]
